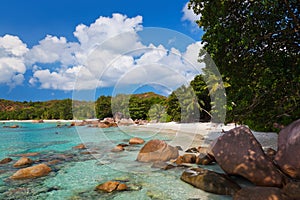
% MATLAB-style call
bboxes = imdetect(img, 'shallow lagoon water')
[0,122,231,200]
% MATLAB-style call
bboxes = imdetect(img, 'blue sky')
[0,0,204,101]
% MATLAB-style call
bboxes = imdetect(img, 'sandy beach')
[127,122,278,151]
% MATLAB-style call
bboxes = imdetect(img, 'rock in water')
[10,164,51,180]
[0,157,13,164]
[212,126,284,187]
[137,139,179,162]
[13,157,33,168]
[233,186,289,200]
[72,143,86,150]
[275,119,300,179]
[95,181,127,193]
[181,167,241,195]
[129,137,145,145]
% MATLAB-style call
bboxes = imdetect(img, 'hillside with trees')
[0,99,73,120]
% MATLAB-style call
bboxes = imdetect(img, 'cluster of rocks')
[111,137,145,152]
[70,117,145,128]
[128,119,300,199]
[2,119,299,199]
[0,154,52,180]
[70,112,149,128]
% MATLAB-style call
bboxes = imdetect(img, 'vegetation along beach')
[0,0,299,200]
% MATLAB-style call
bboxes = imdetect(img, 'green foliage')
[72,100,96,120]
[189,0,300,131]
[148,104,169,122]
[166,85,203,123]
[190,74,212,121]
[0,99,73,120]
[95,96,113,119]
[96,92,167,120]
[128,92,166,120]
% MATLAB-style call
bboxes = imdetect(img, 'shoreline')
[127,122,279,150]
[0,120,278,150]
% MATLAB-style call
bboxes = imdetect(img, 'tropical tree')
[95,96,112,119]
[189,0,300,131]
[148,104,169,122]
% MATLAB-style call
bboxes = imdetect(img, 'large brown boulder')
[13,157,33,168]
[10,164,51,180]
[181,168,241,195]
[275,119,300,179]
[233,187,289,200]
[95,181,127,193]
[137,139,179,162]
[212,126,284,187]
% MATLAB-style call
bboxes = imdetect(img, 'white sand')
[129,122,278,150]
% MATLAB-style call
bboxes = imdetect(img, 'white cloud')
[26,35,79,66]
[0,35,28,87]
[0,35,28,56]
[182,2,201,23]
[21,13,205,93]
[30,66,81,90]
[74,13,143,51]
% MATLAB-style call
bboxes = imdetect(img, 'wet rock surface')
[181,167,241,195]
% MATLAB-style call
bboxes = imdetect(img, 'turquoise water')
[0,122,230,200]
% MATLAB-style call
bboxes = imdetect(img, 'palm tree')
[148,104,167,122]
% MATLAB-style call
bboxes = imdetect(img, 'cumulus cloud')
[182,2,201,24]
[0,34,28,87]
[2,13,205,93]
[26,35,79,66]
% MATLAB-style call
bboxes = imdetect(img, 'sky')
[0,0,204,101]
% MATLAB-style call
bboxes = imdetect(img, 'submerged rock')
[137,139,179,162]
[13,157,33,168]
[233,186,289,200]
[73,143,86,150]
[181,167,241,195]
[95,181,127,193]
[275,119,300,179]
[11,152,40,157]
[151,161,176,170]
[0,157,13,164]
[212,126,284,187]
[10,164,52,180]
[111,145,125,152]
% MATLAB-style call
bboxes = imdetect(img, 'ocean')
[0,122,230,200]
